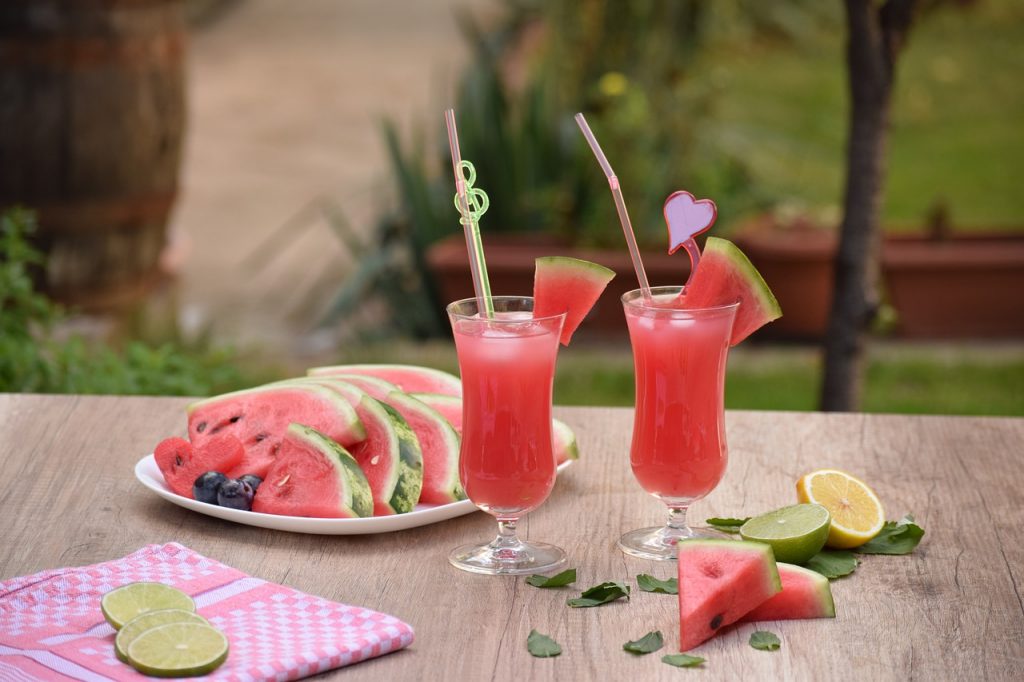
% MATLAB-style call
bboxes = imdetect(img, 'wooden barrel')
[0,0,186,310]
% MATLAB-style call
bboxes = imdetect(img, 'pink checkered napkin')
[0,543,414,681]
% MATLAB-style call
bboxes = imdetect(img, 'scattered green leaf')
[706,517,750,533]
[804,550,859,579]
[749,631,781,651]
[526,568,577,588]
[527,629,561,658]
[856,515,925,555]
[636,574,678,594]
[662,653,705,668]
[623,630,664,655]
[566,581,630,608]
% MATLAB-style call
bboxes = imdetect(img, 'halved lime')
[739,503,831,564]
[126,622,229,678]
[100,583,195,630]
[115,609,209,662]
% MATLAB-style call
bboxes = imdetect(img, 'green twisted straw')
[452,159,494,316]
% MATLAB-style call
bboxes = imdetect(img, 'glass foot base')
[618,524,733,561]
[449,540,567,576]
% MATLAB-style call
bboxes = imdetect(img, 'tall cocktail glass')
[619,286,739,560]
[447,296,567,575]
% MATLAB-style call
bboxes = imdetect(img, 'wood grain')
[1,394,1022,680]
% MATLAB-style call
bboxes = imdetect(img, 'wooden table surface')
[1,394,1022,681]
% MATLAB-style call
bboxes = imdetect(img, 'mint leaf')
[567,581,630,607]
[856,515,925,555]
[526,568,577,588]
[749,631,781,651]
[804,550,859,579]
[623,630,664,655]
[527,629,561,657]
[706,517,750,533]
[637,574,678,594]
[662,653,705,668]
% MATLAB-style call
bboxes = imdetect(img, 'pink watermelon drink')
[446,296,567,575]
[618,287,739,561]
[625,290,737,500]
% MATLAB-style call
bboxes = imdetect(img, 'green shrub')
[0,209,240,396]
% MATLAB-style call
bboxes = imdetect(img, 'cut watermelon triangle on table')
[677,539,782,651]
[681,237,782,345]
[739,563,836,622]
[154,435,244,498]
[252,424,373,518]
[306,364,462,396]
[186,384,365,480]
[293,378,424,515]
[533,256,615,346]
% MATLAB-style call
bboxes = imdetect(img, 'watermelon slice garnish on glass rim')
[682,236,782,345]
[533,256,616,345]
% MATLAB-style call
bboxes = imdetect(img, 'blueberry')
[193,471,228,504]
[238,474,262,492]
[217,479,255,511]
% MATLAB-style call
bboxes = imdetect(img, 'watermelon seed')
[370,456,381,466]
[196,422,207,433]
[175,456,183,466]
[710,614,723,630]
[255,433,268,442]
[276,474,291,487]
[229,416,242,424]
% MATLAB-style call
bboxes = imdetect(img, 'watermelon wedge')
[154,435,244,498]
[533,256,615,345]
[410,393,579,466]
[317,374,463,503]
[306,364,462,396]
[677,539,782,651]
[295,378,424,515]
[252,424,372,518]
[186,385,365,479]
[739,563,836,622]
[682,237,782,345]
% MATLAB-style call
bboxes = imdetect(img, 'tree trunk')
[820,0,916,411]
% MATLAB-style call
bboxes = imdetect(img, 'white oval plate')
[135,455,573,535]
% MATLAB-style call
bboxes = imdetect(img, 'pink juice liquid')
[625,298,735,501]
[453,316,561,516]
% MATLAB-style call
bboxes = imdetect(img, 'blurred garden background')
[1,0,1021,415]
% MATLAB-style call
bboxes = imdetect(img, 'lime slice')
[115,609,209,663]
[101,583,195,630]
[126,622,229,678]
[739,504,831,564]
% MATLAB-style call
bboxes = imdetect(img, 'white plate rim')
[135,454,573,535]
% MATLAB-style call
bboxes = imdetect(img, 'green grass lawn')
[711,0,1024,231]
[311,341,1024,417]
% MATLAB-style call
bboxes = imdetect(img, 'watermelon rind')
[325,374,400,399]
[386,390,464,504]
[702,237,781,321]
[290,378,424,515]
[740,563,836,622]
[552,418,579,463]
[305,364,462,396]
[255,424,373,518]
[533,256,616,346]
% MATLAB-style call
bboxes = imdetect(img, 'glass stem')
[490,518,522,550]
[667,505,690,531]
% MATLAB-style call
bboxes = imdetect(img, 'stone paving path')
[168,0,491,356]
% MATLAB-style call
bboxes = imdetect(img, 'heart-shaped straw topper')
[664,191,717,286]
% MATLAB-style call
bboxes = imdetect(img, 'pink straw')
[574,113,652,301]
